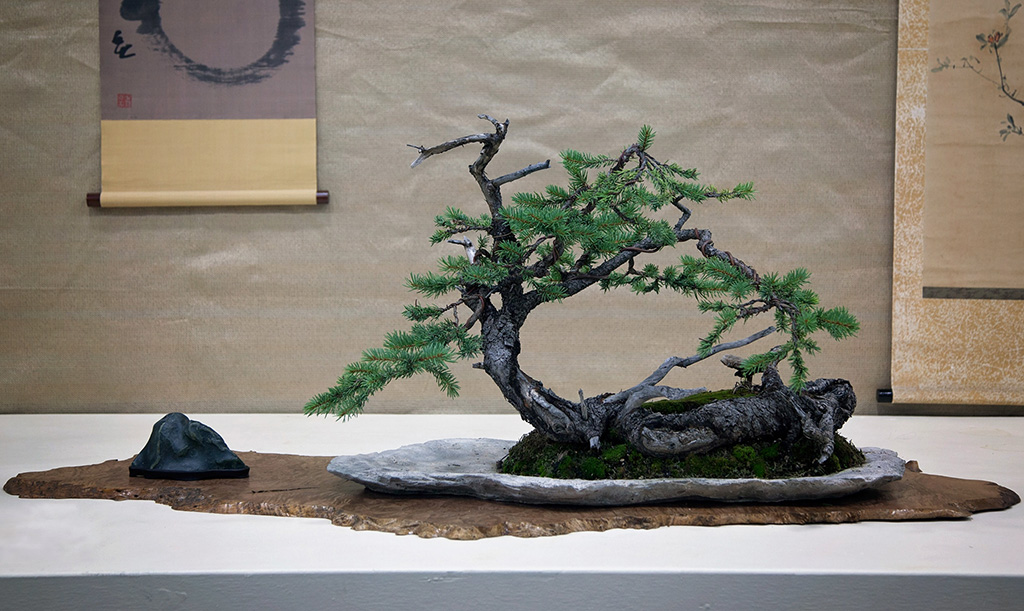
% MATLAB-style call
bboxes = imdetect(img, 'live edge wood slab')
[4,452,1019,540]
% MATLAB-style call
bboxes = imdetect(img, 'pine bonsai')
[307,116,860,466]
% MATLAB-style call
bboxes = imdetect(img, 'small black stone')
[129,413,249,480]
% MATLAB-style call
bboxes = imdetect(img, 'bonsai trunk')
[476,294,855,463]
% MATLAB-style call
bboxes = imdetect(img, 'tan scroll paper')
[97,0,319,207]
[891,0,1024,404]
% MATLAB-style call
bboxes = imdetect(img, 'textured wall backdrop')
[1,1,911,414]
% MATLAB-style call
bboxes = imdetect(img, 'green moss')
[731,445,767,478]
[579,457,607,479]
[498,429,866,480]
[645,387,757,414]
[600,444,628,462]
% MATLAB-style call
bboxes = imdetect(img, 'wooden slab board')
[4,452,1019,540]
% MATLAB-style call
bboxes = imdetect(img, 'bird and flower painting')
[890,0,1024,405]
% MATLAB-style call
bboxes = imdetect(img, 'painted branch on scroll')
[306,116,860,471]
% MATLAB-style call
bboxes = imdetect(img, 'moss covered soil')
[498,427,865,481]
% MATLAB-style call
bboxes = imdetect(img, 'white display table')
[2,414,1022,610]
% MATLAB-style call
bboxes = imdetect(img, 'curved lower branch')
[605,325,776,404]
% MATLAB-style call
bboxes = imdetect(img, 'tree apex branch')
[408,134,494,168]
[478,114,509,130]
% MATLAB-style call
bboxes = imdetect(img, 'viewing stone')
[129,413,249,480]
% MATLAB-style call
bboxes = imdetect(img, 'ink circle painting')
[119,0,308,86]
[100,0,316,121]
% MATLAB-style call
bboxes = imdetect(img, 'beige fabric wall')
[2,0,912,415]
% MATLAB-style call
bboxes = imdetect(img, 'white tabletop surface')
[1,413,1022,609]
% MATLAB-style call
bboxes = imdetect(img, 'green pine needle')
[637,125,656,151]
[817,306,861,340]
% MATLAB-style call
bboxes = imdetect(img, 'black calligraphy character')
[112,30,136,59]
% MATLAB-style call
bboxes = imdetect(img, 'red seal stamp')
[117,93,132,109]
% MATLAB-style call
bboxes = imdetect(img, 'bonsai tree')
[306,116,859,466]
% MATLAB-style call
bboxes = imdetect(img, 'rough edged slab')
[4,452,1019,540]
[327,439,905,505]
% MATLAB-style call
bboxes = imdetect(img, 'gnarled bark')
[481,326,855,463]
[612,367,856,462]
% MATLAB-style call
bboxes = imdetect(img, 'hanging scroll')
[94,0,322,207]
[891,0,1024,405]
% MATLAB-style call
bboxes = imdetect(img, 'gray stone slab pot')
[328,438,905,506]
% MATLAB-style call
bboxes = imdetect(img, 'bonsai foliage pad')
[5,451,1019,540]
